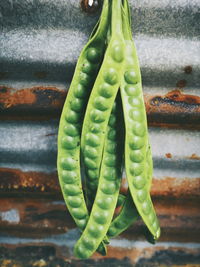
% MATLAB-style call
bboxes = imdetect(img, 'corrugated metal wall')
[0,0,200,266]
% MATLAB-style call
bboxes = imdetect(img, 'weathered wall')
[0,0,200,266]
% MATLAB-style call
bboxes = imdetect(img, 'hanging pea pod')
[107,0,155,241]
[107,144,153,238]
[81,0,125,209]
[56,0,160,259]
[119,0,160,240]
[57,0,110,255]
[74,95,124,259]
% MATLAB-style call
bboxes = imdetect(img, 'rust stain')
[80,0,101,14]
[145,89,200,125]
[94,246,142,262]
[0,198,71,236]
[0,245,199,266]
[120,176,200,199]
[0,168,60,193]
[1,87,200,110]
[148,89,200,107]
[153,198,200,217]
[0,86,66,110]
[165,90,200,105]
[121,227,200,246]
[93,245,200,265]
[0,196,199,241]
[0,115,60,121]
[184,65,193,74]
[1,86,200,128]
[165,153,172,158]
[1,168,200,199]
[187,153,200,160]
[0,87,36,108]
[148,122,200,130]
[151,177,200,198]
[176,80,187,88]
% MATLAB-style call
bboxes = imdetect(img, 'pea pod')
[107,144,152,238]
[56,0,160,258]
[147,142,153,187]
[57,0,110,253]
[119,0,160,240]
[107,0,155,240]
[81,0,125,208]
[74,95,124,259]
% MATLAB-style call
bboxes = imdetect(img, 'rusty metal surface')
[0,0,200,265]
[1,86,200,128]
[0,122,199,197]
[0,197,199,243]
[0,167,199,199]
[0,242,199,266]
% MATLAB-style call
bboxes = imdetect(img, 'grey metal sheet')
[0,121,199,180]
[0,0,200,90]
[0,0,200,264]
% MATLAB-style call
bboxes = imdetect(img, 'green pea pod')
[107,144,152,238]
[119,0,160,240]
[57,0,110,254]
[74,95,124,259]
[147,142,153,187]
[81,0,125,209]
[122,0,154,190]
[107,0,155,240]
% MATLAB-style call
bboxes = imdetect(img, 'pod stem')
[111,0,123,36]
[121,0,132,40]
[97,0,110,38]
